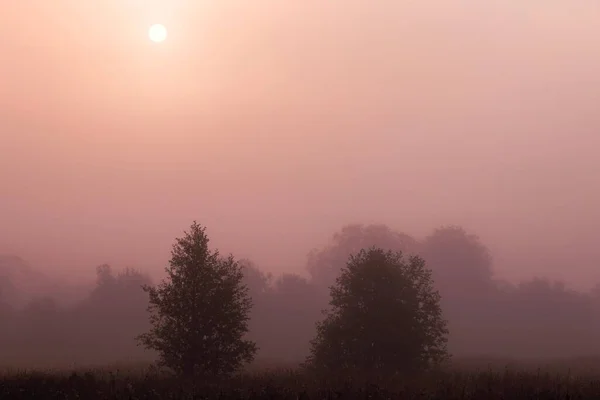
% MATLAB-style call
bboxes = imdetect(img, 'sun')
[148,24,167,43]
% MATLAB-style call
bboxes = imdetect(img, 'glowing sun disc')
[148,24,167,43]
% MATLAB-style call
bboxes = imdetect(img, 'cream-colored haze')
[1,1,600,287]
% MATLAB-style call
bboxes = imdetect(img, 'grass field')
[3,358,600,399]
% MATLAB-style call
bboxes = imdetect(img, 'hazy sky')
[1,1,600,288]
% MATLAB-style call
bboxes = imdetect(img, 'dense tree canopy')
[307,247,449,376]
[136,221,256,378]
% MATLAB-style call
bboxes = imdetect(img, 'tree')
[76,265,154,364]
[421,226,496,355]
[307,224,419,289]
[239,259,272,356]
[496,278,596,357]
[267,273,323,361]
[239,259,272,302]
[90,266,151,310]
[136,221,257,378]
[306,247,449,377]
[19,297,65,358]
[422,226,494,299]
[95,264,116,288]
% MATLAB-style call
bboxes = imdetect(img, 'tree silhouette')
[307,224,419,289]
[422,226,494,298]
[421,226,496,355]
[497,278,596,357]
[19,297,64,359]
[268,273,322,361]
[240,259,272,303]
[307,247,449,377]
[136,221,256,378]
[239,259,272,357]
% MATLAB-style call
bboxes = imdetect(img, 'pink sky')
[1,1,600,288]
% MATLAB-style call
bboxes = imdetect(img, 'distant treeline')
[1,224,600,367]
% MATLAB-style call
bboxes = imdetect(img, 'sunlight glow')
[148,24,168,43]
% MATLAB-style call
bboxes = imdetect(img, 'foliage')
[136,221,256,378]
[307,247,449,376]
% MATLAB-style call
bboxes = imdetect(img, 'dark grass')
[4,360,600,399]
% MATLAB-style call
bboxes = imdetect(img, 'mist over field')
[2,0,600,371]
[3,223,600,369]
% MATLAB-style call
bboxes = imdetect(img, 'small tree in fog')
[136,221,256,378]
[306,247,449,376]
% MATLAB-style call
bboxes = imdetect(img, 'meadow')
[3,358,600,399]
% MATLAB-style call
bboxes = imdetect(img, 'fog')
[1,1,600,367]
